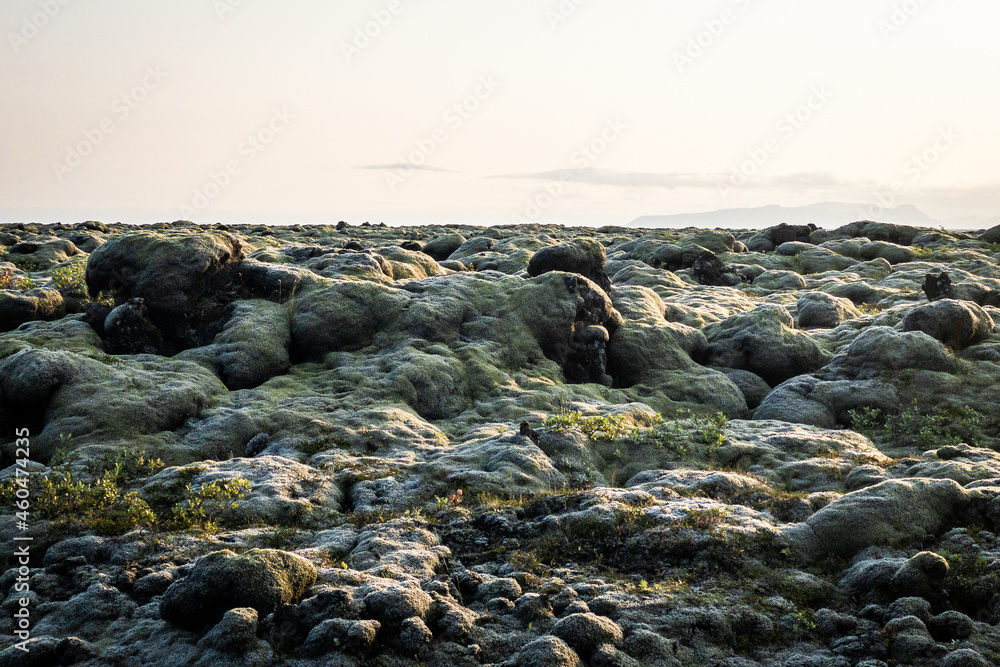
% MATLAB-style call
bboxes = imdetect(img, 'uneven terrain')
[1,218,1000,666]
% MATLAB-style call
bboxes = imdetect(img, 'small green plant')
[52,259,112,305]
[33,470,158,536]
[1,446,249,536]
[687,411,729,449]
[790,609,817,633]
[168,478,251,531]
[0,267,34,291]
[52,260,86,293]
[97,447,165,482]
[6,257,39,272]
[849,402,985,450]
[857,303,885,315]
[544,412,629,440]
[434,488,464,508]
[545,410,728,459]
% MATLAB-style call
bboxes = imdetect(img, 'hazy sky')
[2,0,998,226]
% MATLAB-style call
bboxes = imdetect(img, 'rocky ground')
[1,219,1000,667]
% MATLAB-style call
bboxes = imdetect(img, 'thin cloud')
[360,164,455,173]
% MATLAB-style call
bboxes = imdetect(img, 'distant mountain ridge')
[630,202,936,230]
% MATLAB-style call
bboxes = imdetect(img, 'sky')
[1,0,998,227]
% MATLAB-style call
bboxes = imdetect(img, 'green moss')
[299,434,353,456]
[856,302,885,315]
[80,351,126,366]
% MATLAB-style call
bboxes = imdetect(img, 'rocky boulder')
[0,288,64,331]
[788,478,971,560]
[86,231,243,316]
[5,238,82,269]
[704,305,831,386]
[290,280,411,359]
[842,326,957,376]
[421,233,467,261]
[177,299,291,389]
[160,549,317,631]
[528,238,612,292]
[980,224,1000,244]
[901,299,994,350]
[796,292,861,329]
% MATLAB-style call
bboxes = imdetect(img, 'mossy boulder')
[901,299,995,350]
[550,613,624,659]
[0,288,65,332]
[86,232,243,317]
[833,220,922,246]
[375,245,448,281]
[528,238,612,292]
[421,233,467,261]
[981,224,1000,244]
[796,292,861,329]
[704,305,831,386]
[0,348,226,461]
[160,548,317,631]
[177,299,291,389]
[789,478,971,560]
[6,238,82,270]
[507,636,582,667]
[860,240,916,264]
[752,269,807,291]
[842,326,957,375]
[290,280,411,358]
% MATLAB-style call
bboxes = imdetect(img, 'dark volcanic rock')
[103,298,163,355]
[86,232,244,348]
[528,238,612,292]
[922,271,956,302]
[160,549,317,631]
[692,250,741,287]
[901,299,994,350]
[0,287,64,332]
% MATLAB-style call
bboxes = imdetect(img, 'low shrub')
[849,402,985,450]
